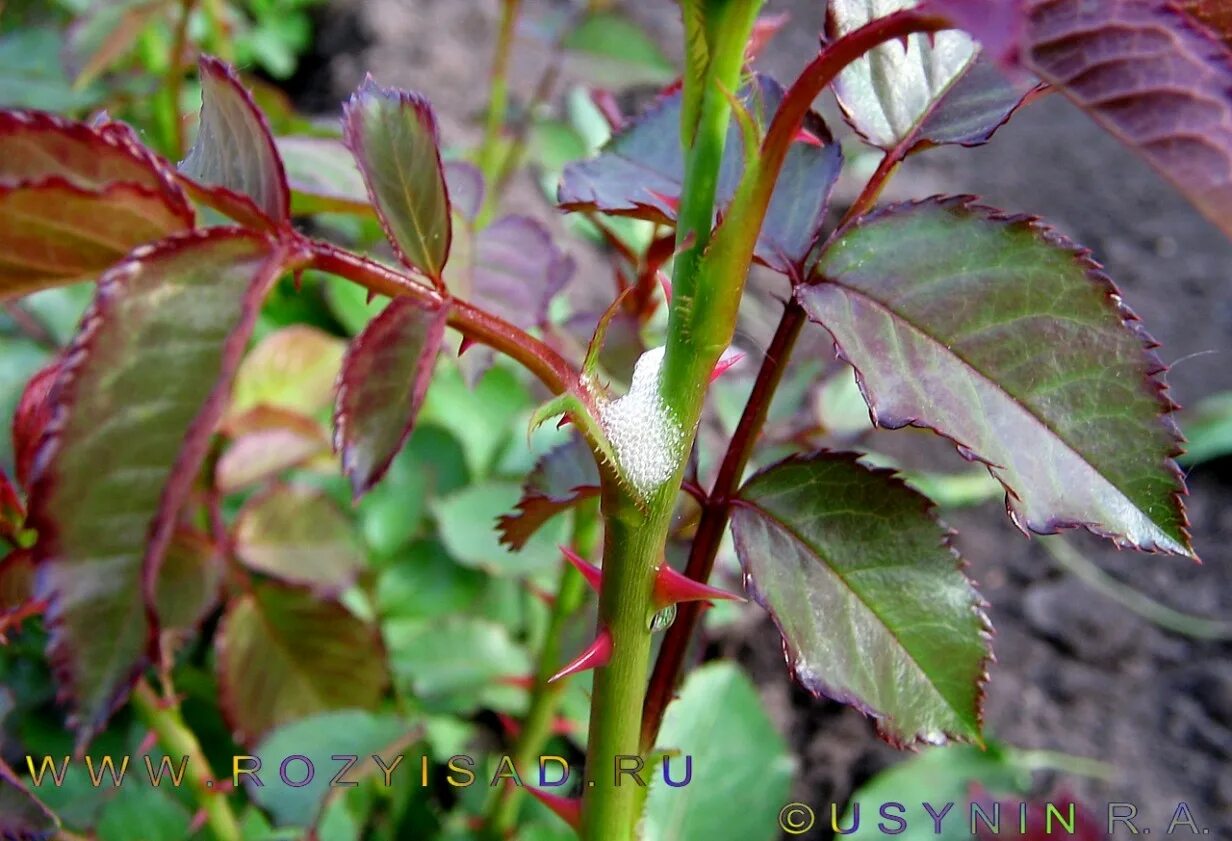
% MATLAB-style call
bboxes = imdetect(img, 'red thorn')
[525,785,582,829]
[365,289,377,305]
[188,808,208,834]
[549,628,612,683]
[292,268,305,291]
[556,415,573,429]
[709,351,744,383]
[458,336,477,357]
[560,545,602,592]
[646,189,680,215]
[793,127,823,147]
[654,564,744,608]
[897,33,911,51]
[551,716,576,735]
[497,713,521,738]
[657,270,673,304]
[136,729,159,756]
[498,674,536,690]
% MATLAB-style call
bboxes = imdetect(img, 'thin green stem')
[478,0,522,210]
[164,0,194,160]
[132,680,241,841]
[202,0,233,63]
[485,501,600,836]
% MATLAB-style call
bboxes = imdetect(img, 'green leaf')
[0,29,104,112]
[730,451,991,745]
[249,710,417,828]
[642,663,794,841]
[96,781,191,841]
[419,363,531,477]
[562,11,676,87]
[0,759,60,840]
[181,57,291,223]
[430,481,569,576]
[386,616,529,714]
[154,528,223,631]
[217,581,388,745]
[829,0,979,148]
[334,298,448,496]
[376,540,486,621]
[234,484,365,594]
[343,78,451,282]
[1179,391,1232,466]
[229,325,346,420]
[800,197,1191,555]
[840,743,1031,840]
[275,136,371,215]
[27,229,288,748]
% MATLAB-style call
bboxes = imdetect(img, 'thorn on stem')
[525,785,582,829]
[560,545,602,591]
[653,563,744,609]
[549,627,612,683]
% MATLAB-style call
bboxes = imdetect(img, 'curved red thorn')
[657,270,673,304]
[458,335,477,357]
[794,127,823,146]
[497,713,521,738]
[646,189,680,214]
[560,545,602,592]
[654,564,744,608]
[525,785,581,829]
[549,627,612,684]
[556,415,573,429]
[709,351,745,382]
[497,674,536,690]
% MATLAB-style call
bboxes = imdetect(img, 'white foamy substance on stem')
[597,346,684,496]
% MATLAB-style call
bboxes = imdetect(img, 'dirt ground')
[287,1,1232,836]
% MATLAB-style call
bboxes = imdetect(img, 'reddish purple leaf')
[470,215,575,330]
[12,359,60,490]
[444,161,485,223]
[25,229,288,748]
[497,436,601,550]
[216,580,387,745]
[343,77,452,282]
[913,57,1042,148]
[181,57,290,224]
[0,758,59,840]
[216,407,330,493]
[334,298,448,496]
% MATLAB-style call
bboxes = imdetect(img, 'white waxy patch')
[598,346,684,496]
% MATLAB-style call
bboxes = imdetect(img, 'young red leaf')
[334,297,448,496]
[799,197,1191,556]
[181,57,291,224]
[216,407,330,492]
[497,436,600,551]
[343,77,452,282]
[216,580,388,745]
[25,229,288,748]
[0,548,37,629]
[0,179,193,298]
[730,451,991,746]
[228,324,345,421]
[469,215,575,330]
[0,758,59,839]
[233,484,365,593]
[12,358,61,490]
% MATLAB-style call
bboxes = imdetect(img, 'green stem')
[164,0,194,160]
[202,0,233,63]
[486,501,600,836]
[478,0,522,209]
[132,680,241,841]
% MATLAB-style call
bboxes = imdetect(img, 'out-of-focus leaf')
[229,325,345,420]
[386,616,529,713]
[234,484,365,593]
[181,57,291,223]
[275,136,371,215]
[829,0,979,148]
[1179,392,1232,466]
[418,364,530,476]
[26,229,287,748]
[841,742,1031,840]
[930,0,1232,239]
[559,77,841,274]
[801,197,1191,556]
[335,298,447,496]
[216,407,330,492]
[562,11,676,87]
[730,452,991,745]
[0,29,104,112]
[462,215,574,330]
[0,548,35,625]
[249,710,417,828]
[154,528,222,631]
[431,481,570,576]
[497,435,599,550]
[642,663,794,841]
[96,778,190,841]
[66,0,167,90]
[443,161,484,223]
[376,540,485,621]
[217,581,387,745]
[972,791,1107,841]
[12,358,60,489]
[0,758,60,840]
[343,78,451,282]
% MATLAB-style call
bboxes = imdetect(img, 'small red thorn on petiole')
[497,674,536,690]
[549,628,612,683]
[794,128,823,147]
[560,545,602,591]
[525,785,582,829]
[556,415,572,429]
[709,350,744,383]
[654,563,745,609]
[458,336,477,357]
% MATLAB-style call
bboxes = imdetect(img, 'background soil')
[287,0,1232,836]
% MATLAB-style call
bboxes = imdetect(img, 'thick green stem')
[132,680,240,841]
[486,502,600,836]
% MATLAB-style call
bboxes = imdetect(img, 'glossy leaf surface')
[801,198,1190,555]
[181,57,290,223]
[334,298,447,496]
[217,581,386,744]
[26,229,286,747]
[731,452,990,745]
[343,78,451,281]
